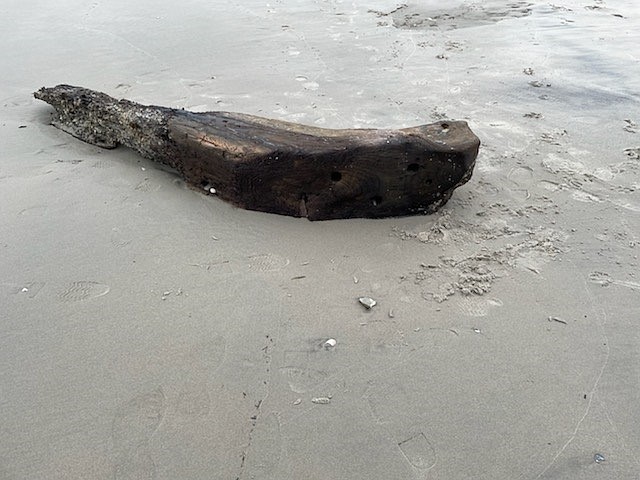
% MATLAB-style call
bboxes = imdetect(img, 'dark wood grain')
[35,84,480,220]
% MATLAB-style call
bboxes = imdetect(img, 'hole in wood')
[371,195,383,206]
[407,163,420,172]
[330,171,342,182]
[441,122,450,130]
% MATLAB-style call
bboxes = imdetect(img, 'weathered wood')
[34,84,480,220]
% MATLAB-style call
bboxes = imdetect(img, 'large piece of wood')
[34,84,480,220]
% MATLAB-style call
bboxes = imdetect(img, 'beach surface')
[1,1,639,478]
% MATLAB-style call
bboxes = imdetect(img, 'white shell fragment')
[323,338,337,349]
[358,297,377,309]
[548,316,568,325]
[311,397,332,405]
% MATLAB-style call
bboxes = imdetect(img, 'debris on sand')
[548,316,568,325]
[323,338,337,349]
[358,297,377,309]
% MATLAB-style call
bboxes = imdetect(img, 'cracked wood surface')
[34,84,480,220]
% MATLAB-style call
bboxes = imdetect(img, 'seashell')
[323,338,337,349]
[358,297,377,309]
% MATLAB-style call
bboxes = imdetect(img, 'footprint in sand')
[134,178,161,193]
[456,296,503,317]
[92,159,111,169]
[508,165,534,182]
[507,165,535,199]
[365,381,437,472]
[112,388,165,454]
[280,365,329,394]
[365,381,410,426]
[398,433,437,471]
[169,336,226,418]
[279,350,328,394]
[60,281,110,302]
[247,253,290,272]
[112,388,165,479]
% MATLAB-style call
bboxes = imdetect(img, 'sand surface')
[1,1,639,478]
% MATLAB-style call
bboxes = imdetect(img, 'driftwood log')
[34,85,480,220]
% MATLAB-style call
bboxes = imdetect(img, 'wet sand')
[1,1,639,478]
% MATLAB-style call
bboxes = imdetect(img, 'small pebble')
[323,338,337,349]
[293,398,302,406]
[359,297,377,309]
[311,397,332,405]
